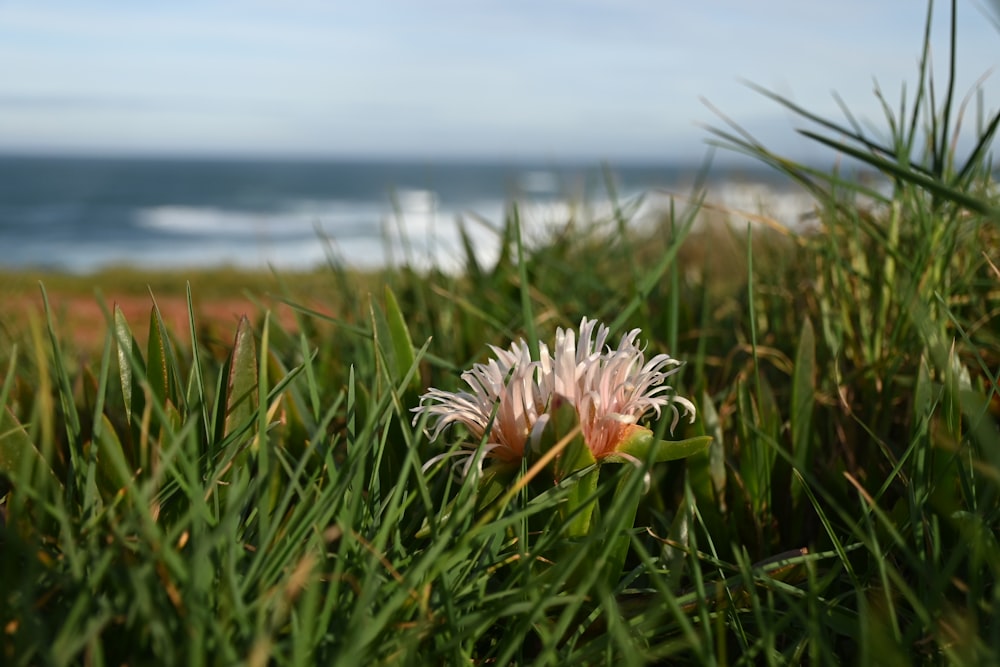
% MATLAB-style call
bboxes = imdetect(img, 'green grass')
[0,265,382,307]
[2,3,999,664]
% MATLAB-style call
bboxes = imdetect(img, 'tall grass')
[2,1,999,664]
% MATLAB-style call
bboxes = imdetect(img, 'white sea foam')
[125,193,507,272]
[122,183,818,274]
[705,183,819,228]
[621,182,822,231]
[136,202,384,238]
[3,156,887,274]
[14,182,824,274]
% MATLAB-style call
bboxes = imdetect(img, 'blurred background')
[0,0,997,272]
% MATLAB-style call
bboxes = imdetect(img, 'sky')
[0,0,997,163]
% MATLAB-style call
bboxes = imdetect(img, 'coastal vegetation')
[2,2,999,664]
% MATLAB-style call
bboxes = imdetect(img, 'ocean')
[0,155,816,273]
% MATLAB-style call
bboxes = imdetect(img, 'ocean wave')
[0,169,826,273]
[134,203,376,239]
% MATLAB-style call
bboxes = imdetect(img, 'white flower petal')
[412,317,698,476]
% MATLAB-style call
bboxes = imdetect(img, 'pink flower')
[413,318,695,477]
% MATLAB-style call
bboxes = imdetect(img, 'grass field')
[2,4,999,665]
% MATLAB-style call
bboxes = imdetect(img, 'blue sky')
[0,0,997,162]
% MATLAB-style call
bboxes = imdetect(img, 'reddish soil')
[6,290,305,356]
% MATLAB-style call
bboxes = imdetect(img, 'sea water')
[0,155,817,273]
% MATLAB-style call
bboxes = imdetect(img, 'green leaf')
[211,315,260,511]
[224,316,259,443]
[146,304,172,408]
[112,305,142,467]
[367,296,407,500]
[456,217,483,281]
[602,461,651,588]
[39,283,82,463]
[415,494,457,539]
[799,129,1000,219]
[417,461,518,538]
[687,392,727,510]
[383,285,420,396]
[476,463,517,513]
[913,351,934,426]
[266,350,310,458]
[531,393,586,468]
[562,467,600,539]
[611,431,713,464]
[93,413,134,501]
[185,282,212,447]
[790,317,816,506]
[511,205,539,359]
[740,368,782,524]
[114,305,138,425]
[0,406,62,490]
[529,394,599,537]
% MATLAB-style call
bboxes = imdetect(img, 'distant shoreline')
[0,149,858,176]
